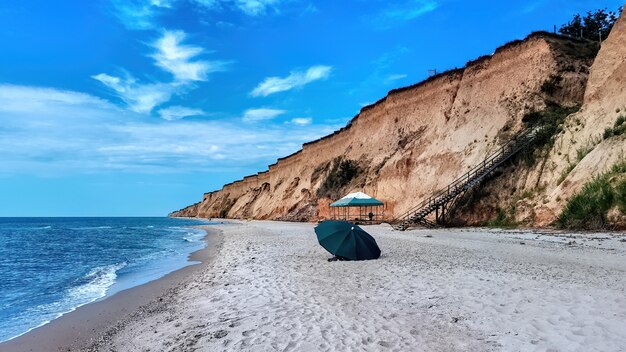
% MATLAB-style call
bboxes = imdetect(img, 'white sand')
[89,221,626,352]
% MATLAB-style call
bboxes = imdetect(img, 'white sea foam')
[4,262,126,342]
[68,262,126,301]
[183,230,205,243]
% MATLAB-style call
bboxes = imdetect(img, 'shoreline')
[0,225,223,352]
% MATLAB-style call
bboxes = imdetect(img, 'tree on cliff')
[559,7,622,41]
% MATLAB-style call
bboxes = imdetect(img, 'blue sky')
[0,0,622,216]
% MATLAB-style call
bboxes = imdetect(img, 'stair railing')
[393,127,540,229]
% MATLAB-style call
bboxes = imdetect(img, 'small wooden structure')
[330,192,384,224]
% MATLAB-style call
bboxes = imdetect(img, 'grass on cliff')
[556,161,626,230]
[520,102,581,166]
[487,206,518,228]
[523,102,581,147]
[316,159,361,199]
[603,115,626,139]
[557,140,600,184]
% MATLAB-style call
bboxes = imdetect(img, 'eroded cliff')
[453,10,626,228]
[171,29,608,225]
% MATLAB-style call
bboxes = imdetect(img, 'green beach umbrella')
[314,220,381,260]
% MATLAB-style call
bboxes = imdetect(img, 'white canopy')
[339,192,373,200]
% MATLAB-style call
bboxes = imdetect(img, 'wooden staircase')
[392,128,540,231]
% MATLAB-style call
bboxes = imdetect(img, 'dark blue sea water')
[0,217,213,342]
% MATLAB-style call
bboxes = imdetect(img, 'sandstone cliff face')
[171,31,598,224]
[536,10,626,225]
[453,9,626,227]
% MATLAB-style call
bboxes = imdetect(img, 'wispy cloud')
[92,73,175,113]
[234,0,281,16]
[193,0,284,16]
[370,0,439,29]
[110,0,290,30]
[110,0,171,30]
[384,73,408,84]
[0,84,335,174]
[290,117,312,126]
[251,65,332,97]
[93,30,227,114]
[152,30,228,81]
[158,106,205,120]
[242,108,286,122]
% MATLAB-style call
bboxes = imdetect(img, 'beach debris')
[314,220,381,260]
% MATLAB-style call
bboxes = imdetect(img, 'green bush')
[488,207,517,228]
[557,161,626,229]
[612,162,626,173]
[576,144,594,161]
[557,176,614,229]
[523,103,580,149]
[617,180,626,212]
[602,115,626,139]
[559,8,622,41]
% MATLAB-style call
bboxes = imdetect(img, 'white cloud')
[110,0,289,29]
[158,106,205,120]
[234,0,281,15]
[93,30,227,114]
[0,84,336,175]
[152,30,228,82]
[149,0,175,7]
[251,65,332,97]
[92,73,175,114]
[216,21,235,28]
[242,108,286,122]
[385,73,408,84]
[0,84,113,114]
[192,0,283,16]
[370,0,439,29]
[111,0,172,30]
[290,117,312,126]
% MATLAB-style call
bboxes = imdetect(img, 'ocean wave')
[5,262,126,342]
[183,230,206,243]
[70,226,114,230]
[68,262,126,301]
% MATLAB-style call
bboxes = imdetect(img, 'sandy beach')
[4,221,626,352]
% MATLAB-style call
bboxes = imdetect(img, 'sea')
[0,217,214,342]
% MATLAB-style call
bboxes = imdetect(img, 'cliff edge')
[171,26,613,226]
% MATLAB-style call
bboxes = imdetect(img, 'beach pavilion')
[330,192,384,224]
